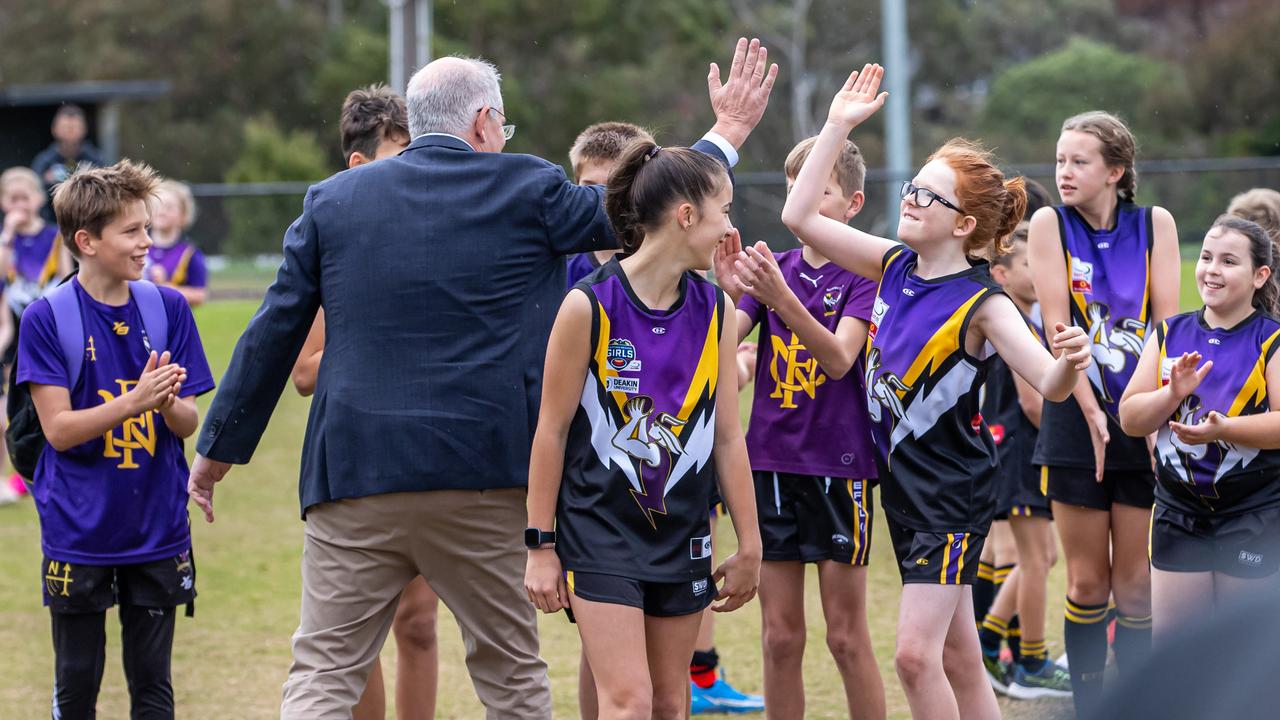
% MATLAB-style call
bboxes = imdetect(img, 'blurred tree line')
[0,0,1275,254]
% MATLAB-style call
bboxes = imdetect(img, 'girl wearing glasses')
[1027,111,1181,718]
[779,64,1092,720]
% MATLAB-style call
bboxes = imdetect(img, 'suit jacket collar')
[407,133,475,153]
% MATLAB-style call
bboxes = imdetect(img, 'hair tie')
[644,145,662,162]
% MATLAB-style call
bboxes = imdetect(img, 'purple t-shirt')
[17,279,215,564]
[147,238,208,289]
[739,249,878,478]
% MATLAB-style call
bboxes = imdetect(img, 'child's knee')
[392,612,438,652]
[894,638,939,687]
[762,618,806,661]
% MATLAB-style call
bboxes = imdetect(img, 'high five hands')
[827,63,889,129]
[708,38,780,149]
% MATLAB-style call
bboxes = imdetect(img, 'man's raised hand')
[708,37,780,149]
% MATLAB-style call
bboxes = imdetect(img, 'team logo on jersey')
[112,321,130,336]
[799,272,824,288]
[868,296,889,341]
[98,379,158,469]
[1159,356,1177,384]
[176,550,195,591]
[605,376,640,394]
[822,286,843,316]
[652,327,666,335]
[1085,302,1146,403]
[612,396,688,527]
[45,560,73,597]
[86,335,97,363]
[607,338,637,371]
[770,331,826,409]
[1070,258,1094,294]
[865,347,907,424]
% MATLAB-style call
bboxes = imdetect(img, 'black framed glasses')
[479,106,516,141]
[900,181,964,214]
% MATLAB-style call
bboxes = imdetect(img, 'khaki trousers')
[280,488,550,719]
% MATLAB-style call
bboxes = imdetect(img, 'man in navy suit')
[189,40,777,718]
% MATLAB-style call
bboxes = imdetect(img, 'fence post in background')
[882,0,911,236]
[388,0,432,94]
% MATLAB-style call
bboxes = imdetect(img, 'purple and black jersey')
[982,309,1045,510]
[557,259,724,582]
[7,224,60,314]
[565,252,608,289]
[1153,309,1280,515]
[17,279,215,564]
[147,239,208,290]
[866,245,1003,533]
[1036,202,1156,471]
[739,249,878,478]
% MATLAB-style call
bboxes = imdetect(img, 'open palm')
[827,63,888,128]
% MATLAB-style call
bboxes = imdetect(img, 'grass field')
[0,259,1203,718]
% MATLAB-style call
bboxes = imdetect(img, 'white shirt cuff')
[701,132,739,168]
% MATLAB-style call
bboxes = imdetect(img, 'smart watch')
[524,527,556,549]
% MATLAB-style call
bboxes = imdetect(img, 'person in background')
[147,180,209,307]
[32,104,106,222]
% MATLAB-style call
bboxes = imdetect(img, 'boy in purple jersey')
[19,160,214,718]
[147,180,209,306]
[564,123,654,287]
[715,135,886,719]
[1121,216,1280,644]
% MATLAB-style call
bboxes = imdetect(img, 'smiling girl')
[524,142,760,720]
[780,64,1092,720]
[1119,216,1280,643]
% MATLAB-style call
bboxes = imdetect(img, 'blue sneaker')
[691,674,765,714]
[1006,660,1073,700]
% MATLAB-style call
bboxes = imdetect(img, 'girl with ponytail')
[774,64,1092,720]
[525,140,762,719]
[1027,110,1181,717]
[1120,214,1280,650]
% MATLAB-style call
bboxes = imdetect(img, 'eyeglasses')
[900,181,964,214]
[479,106,516,141]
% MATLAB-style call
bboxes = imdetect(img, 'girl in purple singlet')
[781,63,1092,720]
[1121,216,1280,643]
[524,142,761,719]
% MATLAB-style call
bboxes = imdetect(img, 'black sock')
[973,561,996,624]
[1019,637,1048,674]
[1112,614,1152,675]
[1007,614,1022,665]
[691,647,719,689]
[979,613,1008,656]
[1064,597,1109,718]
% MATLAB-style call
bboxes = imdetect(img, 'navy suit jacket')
[197,134,728,513]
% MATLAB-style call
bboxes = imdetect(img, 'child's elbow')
[291,371,316,397]
[44,430,75,453]
[780,206,805,233]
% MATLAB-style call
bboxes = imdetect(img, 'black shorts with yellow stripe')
[994,465,1052,520]
[753,471,873,565]
[886,518,985,585]
[564,570,715,619]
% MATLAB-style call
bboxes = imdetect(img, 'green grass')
[3,251,1206,718]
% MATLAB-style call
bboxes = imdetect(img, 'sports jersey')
[147,238,208,289]
[565,252,606,289]
[1153,309,1280,515]
[7,224,60,314]
[1035,202,1155,471]
[738,249,877,478]
[865,245,1003,533]
[983,310,1045,508]
[17,279,215,564]
[557,259,724,582]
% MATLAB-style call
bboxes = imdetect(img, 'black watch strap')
[524,527,556,548]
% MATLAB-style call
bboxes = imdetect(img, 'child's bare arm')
[31,351,184,451]
[291,310,326,397]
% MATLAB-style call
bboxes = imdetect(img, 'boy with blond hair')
[18,160,214,717]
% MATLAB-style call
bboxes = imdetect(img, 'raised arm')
[524,289,593,614]
[780,64,893,280]
[706,38,780,151]
[1119,338,1208,437]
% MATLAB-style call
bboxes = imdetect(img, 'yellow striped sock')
[1116,614,1152,629]
[1020,638,1048,659]
[981,613,1009,636]
[1065,597,1110,624]
[977,561,995,582]
[993,564,1014,585]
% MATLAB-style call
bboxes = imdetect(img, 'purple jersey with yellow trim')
[7,224,60,314]
[866,245,1003,533]
[557,259,723,582]
[1153,309,1280,515]
[739,249,877,478]
[16,279,215,564]
[1059,203,1153,418]
[147,238,208,289]
[565,252,606,289]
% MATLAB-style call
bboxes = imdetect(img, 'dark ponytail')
[604,142,729,254]
[1211,214,1280,315]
